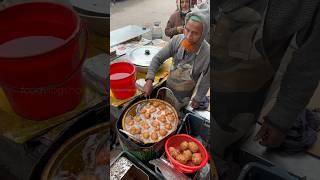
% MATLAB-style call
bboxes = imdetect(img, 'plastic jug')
[152,21,163,40]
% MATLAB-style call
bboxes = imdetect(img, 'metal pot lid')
[129,46,161,67]
[70,0,109,16]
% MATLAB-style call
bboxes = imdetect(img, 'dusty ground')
[111,0,176,41]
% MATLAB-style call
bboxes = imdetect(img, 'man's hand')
[143,79,153,97]
[191,99,200,109]
[254,120,286,148]
[177,26,184,33]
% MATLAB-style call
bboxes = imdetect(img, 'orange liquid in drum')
[0,36,65,58]
[110,73,131,80]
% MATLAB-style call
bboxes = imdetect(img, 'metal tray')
[111,151,164,180]
[110,25,150,47]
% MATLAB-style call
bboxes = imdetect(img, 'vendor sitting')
[143,9,210,111]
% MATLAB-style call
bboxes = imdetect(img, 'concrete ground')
[111,0,176,41]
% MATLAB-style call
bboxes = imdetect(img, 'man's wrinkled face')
[181,0,190,12]
[184,19,203,45]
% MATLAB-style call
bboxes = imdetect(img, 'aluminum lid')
[128,46,161,67]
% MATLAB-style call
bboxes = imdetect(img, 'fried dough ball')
[134,116,142,122]
[180,141,189,151]
[176,154,187,164]
[142,132,150,139]
[159,129,168,136]
[192,153,202,165]
[164,109,173,115]
[182,149,192,161]
[145,104,151,109]
[125,118,134,126]
[159,104,166,110]
[165,123,172,130]
[129,127,140,135]
[149,106,156,112]
[135,127,141,134]
[152,101,160,107]
[140,122,150,130]
[188,142,199,153]
[140,107,147,114]
[144,112,151,119]
[154,125,160,131]
[157,115,167,123]
[167,114,175,122]
[151,132,159,141]
[125,116,133,121]
[169,147,180,159]
[151,120,160,127]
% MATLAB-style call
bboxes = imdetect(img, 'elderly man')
[165,0,192,39]
[143,9,210,111]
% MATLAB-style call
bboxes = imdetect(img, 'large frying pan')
[41,122,109,179]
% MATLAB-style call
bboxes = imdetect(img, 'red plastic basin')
[165,134,209,174]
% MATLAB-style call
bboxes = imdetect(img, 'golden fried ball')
[129,127,137,135]
[141,123,150,130]
[134,116,142,122]
[182,149,192,161]
[192,153,202,165]
[159,129,168,136]
[158,115,167,123]
[142,132,150,139]
[152,101,160,107]
[180,141,189,151]
[151,121,160,127]
[144,112,151,119]
[140,108,146,114]
[150,105,156,111]
[125,119,134,126]
[176,154,187,164]
[167,115,175,122]
[135,127,141,134]
[126,116,133,121]
[165,109,173,115]
[154,125,160,131]
[159,104,166,110]
[165,123,172,130]
[145,104,151,109]
[151,132,158,141]
[169,147,180,159]
[188,142,199,153]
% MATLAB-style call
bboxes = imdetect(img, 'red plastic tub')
[0,2,87,120]
[165,134,209,174]
[110,62,136,99]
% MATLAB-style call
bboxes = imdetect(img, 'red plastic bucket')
[110,62,136,99]
[0,2,88,120]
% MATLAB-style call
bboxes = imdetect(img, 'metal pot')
[71,0,109,57]
[128,46,162,72]
[41,122,109,180]
[71,0,109,35]
[116,97,179,162]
